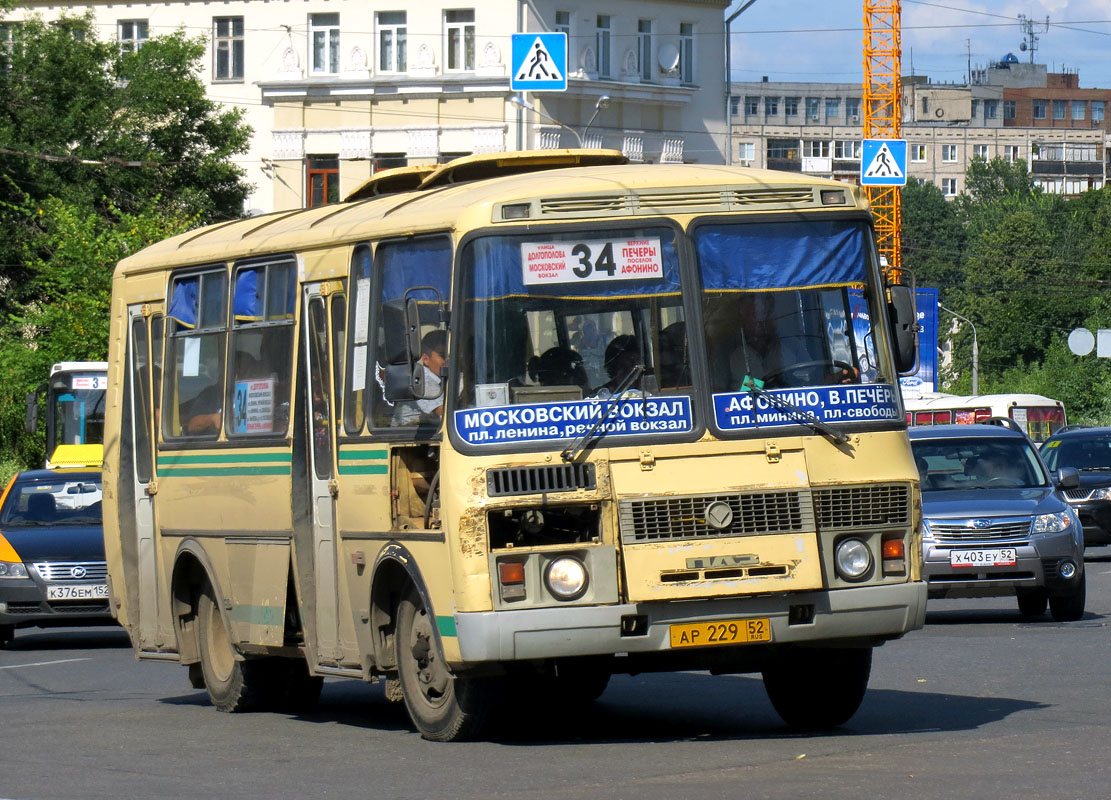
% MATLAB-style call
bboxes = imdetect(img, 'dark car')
[0,469,113,647]
[1040,426,1111,547]
[909,424,1085,621]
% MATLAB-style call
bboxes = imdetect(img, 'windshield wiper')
[561,365,645,463]
[747,384,850,445]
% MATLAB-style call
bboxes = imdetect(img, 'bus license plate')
[950,549,1017,567]
[669,618,772,649]
[47,584,108,600]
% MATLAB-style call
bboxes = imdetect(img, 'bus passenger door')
[125,306,161,649]
[303,286,342,662]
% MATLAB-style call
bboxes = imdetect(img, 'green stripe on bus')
[158,452,292,464]
[436,615,457,637]
[337,464,389,475]
[338,449,388,460]
[157,466,291,477]
[228,604,285,626]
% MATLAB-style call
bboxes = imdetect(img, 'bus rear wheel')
[395,586,497,742]
[197,585,281,712]
[762,646,872,730]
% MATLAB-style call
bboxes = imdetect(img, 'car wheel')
[197,584,283,712]
[1017,587,1048,617]
[762,647,872,730]
[1049,573,1086,622]
[395,585,498,741]
[0,624,13,648]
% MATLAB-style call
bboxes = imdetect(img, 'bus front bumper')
[452,581,926,663]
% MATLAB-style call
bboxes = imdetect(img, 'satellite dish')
[657,44,680,72]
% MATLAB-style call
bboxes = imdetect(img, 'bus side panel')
[103,281,135,634]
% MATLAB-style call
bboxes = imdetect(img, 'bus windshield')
[50,372,107,448]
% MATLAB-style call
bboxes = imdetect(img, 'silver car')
[909,424,1085,621]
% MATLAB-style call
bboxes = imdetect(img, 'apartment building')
[730,57,1110,199]
[3,1,728,212]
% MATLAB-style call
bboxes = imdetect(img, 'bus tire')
[762,646,872,730]
[395,586,496,742]
[197,586,279,713]
[276,659,324,713]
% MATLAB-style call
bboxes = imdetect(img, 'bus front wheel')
[395,586,497,742]
[762,646,872,730]
[197,585,279,713]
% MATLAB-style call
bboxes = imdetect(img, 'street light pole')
[940,305,979,395]
[724,0,760,165]
[510,95,582,147]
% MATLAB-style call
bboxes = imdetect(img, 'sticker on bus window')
[71,375,108,390]
[233,378,275,434]
[521,238,663,285]
[712,384,901,431]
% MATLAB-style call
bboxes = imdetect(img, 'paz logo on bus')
[686,554,758,570]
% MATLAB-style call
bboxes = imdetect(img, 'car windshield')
[911,438,1047,490]
[1042,436,1111,472]
[0,477,103,526]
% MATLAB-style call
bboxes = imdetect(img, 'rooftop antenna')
[1017,14,1049,64]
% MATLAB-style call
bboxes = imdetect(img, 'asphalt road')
[4,550,1111,800]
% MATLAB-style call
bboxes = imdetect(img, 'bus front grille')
[487,463,597,497]
[813,484,910,529]
[619,490,812,543]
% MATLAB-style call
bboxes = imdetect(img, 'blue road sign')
[860,139,908,186]
[511,33,567,92]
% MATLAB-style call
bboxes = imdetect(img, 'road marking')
[0,658,90,670]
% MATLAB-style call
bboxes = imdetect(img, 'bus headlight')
[834,538,873,581]
[544,556,588,601]
[0,561,28,578]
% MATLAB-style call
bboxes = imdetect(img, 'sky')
[728,0,1111,89]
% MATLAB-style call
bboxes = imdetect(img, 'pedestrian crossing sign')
[860,139,908,186]
[511,33,567,92]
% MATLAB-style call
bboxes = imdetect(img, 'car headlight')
[921,518,935,542]
[544,556,588,600]
[1032,511,1072,534]
[834,538,873,581]
[0,560,28,578]
[1090,487,1111,501]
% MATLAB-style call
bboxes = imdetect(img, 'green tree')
[901,177,965,290]
[959,156,1038,207]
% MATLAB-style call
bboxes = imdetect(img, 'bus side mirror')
[887,285,918,375]
[25,393,38,434]
[1054,467,1080,490]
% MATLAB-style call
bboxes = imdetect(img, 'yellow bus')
[103,151,925,741]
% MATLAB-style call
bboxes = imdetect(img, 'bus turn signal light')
[498,561,526,602]
[882,538,905,574]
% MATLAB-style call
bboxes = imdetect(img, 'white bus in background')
[26,361,109,468]
[904,392,1066,442]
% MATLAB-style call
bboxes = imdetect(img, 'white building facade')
[5,1,728,213]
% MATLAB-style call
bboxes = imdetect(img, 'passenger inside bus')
[593,335,641,396]
[527,346,589,392]
[658,321,690,388]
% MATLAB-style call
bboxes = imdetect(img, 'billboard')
[900,288,939,399]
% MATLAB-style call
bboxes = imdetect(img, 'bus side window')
[228,260,297,437]
[165,268,228,440]
[345,245,372,435]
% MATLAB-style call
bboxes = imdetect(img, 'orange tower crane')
[863,1,902,278]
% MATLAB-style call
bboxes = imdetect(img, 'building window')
[1093,101,1105,123]
[921,96,929,115]
[825,97,840,120]
[803,140,829,158]
[971,99,980,118]
[213,17,244,81]
[555,11,571,37]
[845,97,860,121]
[377,12,407,73]
[1053,100,1067,120]
[764,96,779,117]
[745,96,759,116]
[941,144,957,162]
[910,143,927,162]
[1033,100,1047,120]
[445,10,475,71]
[375,153,408,171]
[1004,100,1016,120]
[941,178,957,197]
[984,99,998,119]
[805,97,820,121]
[834,140,860,159]
[306,155,340,208]
[973,144,989,159]
[310,13,340,74]
[767,139,800,160]
[118,20,149,53]
[1072,101,1085,121]
[679,23,694,84]
[737,142,755,162]
[595,15,611,79]
[1004,145,1021,162]
[637,20,652,82]
[784,96,799,117]
[729,96,740,116]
